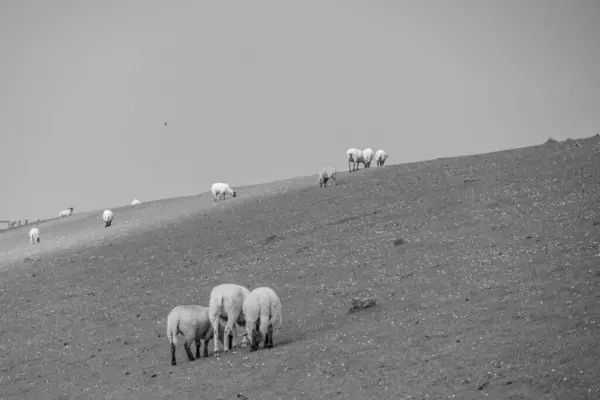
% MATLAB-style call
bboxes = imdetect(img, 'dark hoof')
[171,361,176,366]
[266,344,273,349]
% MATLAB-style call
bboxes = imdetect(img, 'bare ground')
[1,136,599,399]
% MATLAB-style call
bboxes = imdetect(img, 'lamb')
[102,209,114,227]
[362,148,374,168]
[207,283,251,355]
[241,287,283,352]
[375,149,388,166]
[317,166,337,188]
[346,148,364,173]
[58,207,74,217]
[211,182,237,202]
[28,227,40,244]
[131,198,141,205]
[166,305,227,365]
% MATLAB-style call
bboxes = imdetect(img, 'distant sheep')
[317,166,337,188]
[208,283,251,355]
[242,287,283,352]
[362,148,374,168]
[131,198,141,206]
[211,182,237,202]
[28,227,40,244]
[59,207,74,217]
[166,305,226,365]
[102,209,114,227]
[346,148,364,173]
[375,149,388,166]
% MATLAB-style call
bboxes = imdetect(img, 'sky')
[1,0,599,221]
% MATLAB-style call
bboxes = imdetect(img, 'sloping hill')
[1,136,599,399]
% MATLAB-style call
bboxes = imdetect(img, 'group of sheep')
[315,147,389,189]
[346,148,388,173]
[27,149,390,244]
[26,199,141,245]
[167,283,282,365]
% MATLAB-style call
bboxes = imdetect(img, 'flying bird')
[164,121,168,126]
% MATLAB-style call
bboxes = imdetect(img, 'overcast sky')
[1,0,599,221]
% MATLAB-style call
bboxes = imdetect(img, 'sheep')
[208,283,251,355]
[166,305,227,365]
[58,207,74,217]
[317,166,337,188]
[102,209,114,227]
[362,148,374,168]
[346,148,364,173]
[28,227,40,244]
[211,182,237,202]
[242,287,283,352]
[131,198,141,205]
[375,149,388,166]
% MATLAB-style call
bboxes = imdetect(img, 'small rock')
[348,297,377,313]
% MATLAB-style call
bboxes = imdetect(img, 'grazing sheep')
[208,283,251,355]
[346,148,364,173]
[375,149,388,166]
[317,166,337,188]
[28,227,40,244]
[58,207,74,217]
[211,182,237,202]
[102,209,114,227]
[131,198,141,205]
[362,148,374,168]
[242,287,283,351]
[166,305,227,365]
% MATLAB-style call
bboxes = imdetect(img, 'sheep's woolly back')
[318,166,336,184]
[375,149,387,161]
[346,147,361,160]
[208,283,251,320]
[166,305,212,346]
[102,209,113,222]
[211,182,234,195]
[29,227,40,243]
[362,148,374,162]
[243,287,283,329]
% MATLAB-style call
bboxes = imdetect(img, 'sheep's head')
[232,191,237,198]
[245,320,262,352]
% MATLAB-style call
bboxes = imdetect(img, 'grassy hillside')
[1,136,599,399]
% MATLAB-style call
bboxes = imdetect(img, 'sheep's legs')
[203,339,210,357]
[170,343,177,365]
[184,342,195,361]
[258,317,271,350]
[211,318,222,355]
[195,339,202,358]
[265,324,274,348]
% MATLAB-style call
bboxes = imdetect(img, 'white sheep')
[317,166,337,188]
[166,305,227,365]
[211,182,237,202]
[362,148,374,168]
[375,149,388,166]
[28,227,40,244]
[58,207,74,217]
[102,209,114,227]
[346,148,364,173]
[131,198,141,205]
[208,283,251,355]
[242,287,283,352]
